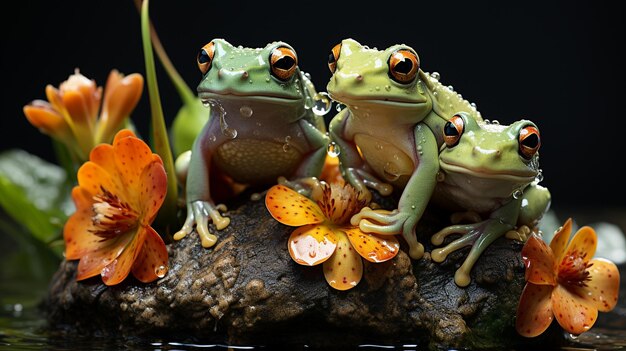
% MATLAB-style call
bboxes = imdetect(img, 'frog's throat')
[198,91,303,106]
[439,159,537,182]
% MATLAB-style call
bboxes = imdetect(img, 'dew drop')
[282,143,291,152]
[202,100,210,108]
[376,143,383,150]
[155,265,168,278]
[447,85,454,91]
[239,105,253,117]
[327,142,341,157]
[385,85,391,91]
[512,189,523,199]
[470,102,477,109]
[535,169,544,183]
[436,171,445,182]
[336,103,346,112]
[312,92,332,116]
[383,162,400,182]
[430,72,440,80]
[208,135,217,142]
[265,78,270,83]
[492,120,500,125]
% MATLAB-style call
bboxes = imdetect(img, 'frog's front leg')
[350,124,439,259]
[329,109,393,202]
[430,198,521,287]
[173,126,230,248]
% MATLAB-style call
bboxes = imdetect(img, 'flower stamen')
[90,186,138,239]
[558,250,593,287]
[316,182,366,225]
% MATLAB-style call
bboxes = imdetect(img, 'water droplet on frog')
[535,169,544,183]
[375,86,380,91]
[430,72,440,80]
[256,121,262,127]
[249,80,254,84]
[433,91,438,97]
[212,100,237,139]
[436,171,445,182]
[457,93,463,99]
[202,100,210,108]
[417,145,423,152]
[304,72,312,80]
[385,85,391,91]
[304,96,313,109]
[411,205,416,210]
[470,102,477,109]
[336,103,346,112]
[208,135,217,142]
[265,78,270,83]
[492,120,500,125]
[282,143,291,152]
[484,119,491,124]
[376,143,383,150]
[239,105,253,118]
[512,189,523,199]
[447,85,454,91]
[155,265,168,278]
[312,92,332,116]
[383,162,400,182]
[327,142,341,157]
[284,135,292,143]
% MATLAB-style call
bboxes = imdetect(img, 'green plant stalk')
[133,0,196,106]
[141,0,179,236]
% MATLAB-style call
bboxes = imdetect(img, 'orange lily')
[516,218,620,337]
[63,129,168,285]
[265,183,399,290]
[23,69,143,161]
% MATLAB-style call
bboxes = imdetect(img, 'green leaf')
[0,149,72,244]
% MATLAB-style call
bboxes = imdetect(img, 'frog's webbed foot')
[351,207,424,259]
[504,224,533,242]
[173,201,230,248]
[430,219,514,287]
[344,167,393,203]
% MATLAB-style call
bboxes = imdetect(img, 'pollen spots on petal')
[265,185,325,226]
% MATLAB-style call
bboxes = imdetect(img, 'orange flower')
[265,183,399,290]
[516,218,620,337]
[23,69,143,161]
[63,129,169,285]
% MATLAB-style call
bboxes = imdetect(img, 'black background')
[1,1,625,212]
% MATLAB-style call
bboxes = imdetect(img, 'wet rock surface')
[44,191,564,350]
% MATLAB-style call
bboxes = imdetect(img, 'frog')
[427,112,551,286]
[173,38,330,248]
[326,38,482,259]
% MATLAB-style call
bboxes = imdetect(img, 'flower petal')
[561,226,597,267]
[62,90,95,131]
[288,224,337,266]
[515,283,554,337]
[98,72,143,144]
[522,234,556,285]
[138,157,167,223]
[265,185,325,226]
[64,186,102,259]
[571,258,620,312]
[77,161,125,198]
[550,218,572,265]
[323,230,363,290]
[101,227,146,286]
[113,131,158,196]
[131,225,168,283]
[23,101,71,139]
[552,284,598,335]
[75,231,134,281]
[344,227,399,263]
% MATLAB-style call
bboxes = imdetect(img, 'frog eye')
[518,125,541,159]
[443,114,465,147]
[388,49,419,84]
[270,46,298,81]
[328,43,342,73]
[197,42,215,75]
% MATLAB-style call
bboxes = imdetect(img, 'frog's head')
[326,38,431,116]
[438,112,541,202]
[196,38,306,111]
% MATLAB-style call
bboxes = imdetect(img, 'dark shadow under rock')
[43,190,565,351]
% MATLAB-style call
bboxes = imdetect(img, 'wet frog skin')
[428,112,551,286]
[327,38,481,259]
[174,39,329,248]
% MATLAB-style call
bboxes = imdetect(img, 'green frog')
[327,38,481,259]
[173,38,330,248]
[428,112,551,286]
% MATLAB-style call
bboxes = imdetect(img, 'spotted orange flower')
[23,69,143,161]
[265,183,399,290]
[516,218,620,337]
[63,129,169,285]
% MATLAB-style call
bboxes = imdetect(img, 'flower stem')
[141,0,179,237]
[133,0,195,106]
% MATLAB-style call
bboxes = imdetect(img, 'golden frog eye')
[388,49,419,84]
[197,41,215,75]
[519,125,541,159]
[270,46,298,81]
[328,43,342,73]
[443,114,465,147]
